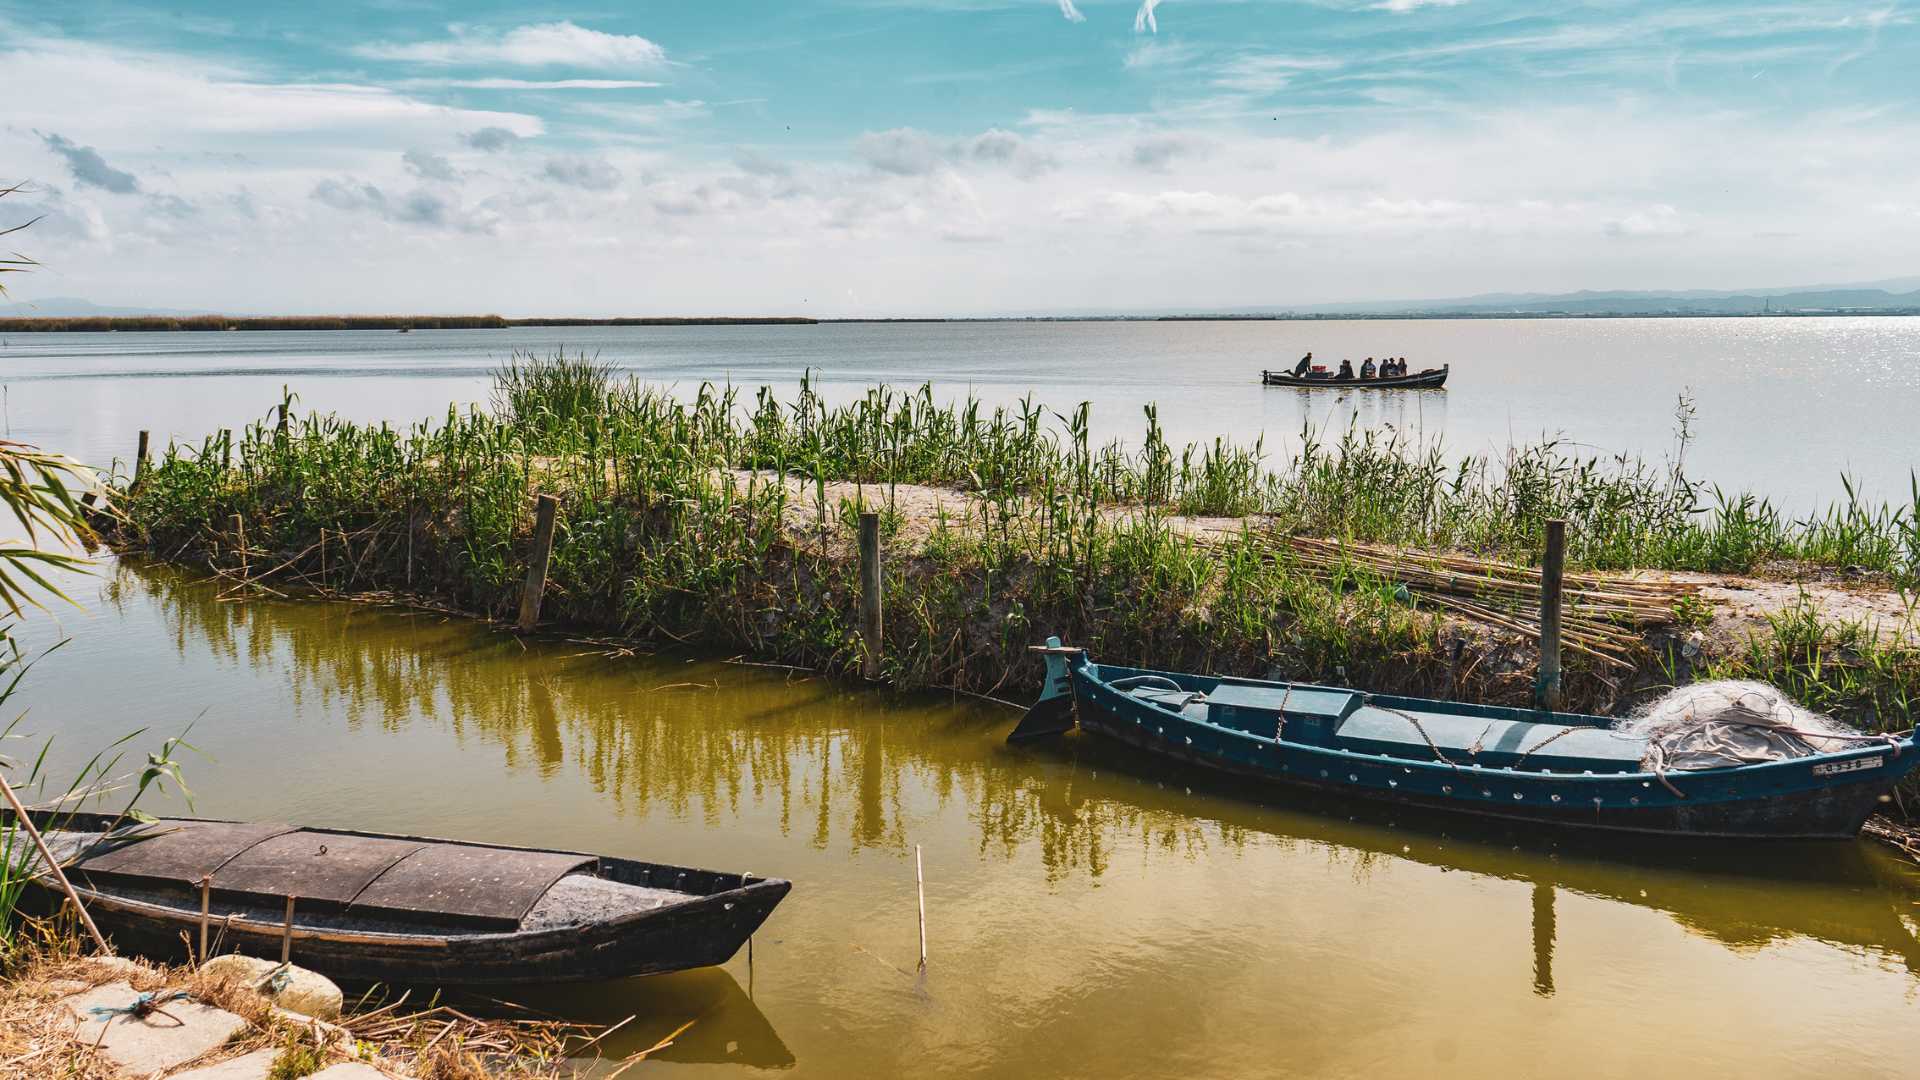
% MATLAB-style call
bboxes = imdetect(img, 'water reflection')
[33,560,1920,1077]
[111,559,1920,978]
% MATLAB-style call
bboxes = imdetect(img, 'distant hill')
[0,296,214,318]
[1261,281,1920,318]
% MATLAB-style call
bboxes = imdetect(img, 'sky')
[2,1,1917,316]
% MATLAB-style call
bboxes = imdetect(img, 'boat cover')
[73,823,596,931]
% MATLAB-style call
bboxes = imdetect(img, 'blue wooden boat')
[1009,640,1920,839]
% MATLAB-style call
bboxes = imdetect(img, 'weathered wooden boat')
[1009,641,1919,839]
[1261,364,1448,388]
[14,813,790,986]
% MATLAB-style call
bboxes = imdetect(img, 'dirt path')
[730,470,1919,649]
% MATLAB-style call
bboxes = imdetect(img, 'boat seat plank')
[75,821,298,885]
[1336,708,1647,771]
[349,844,596,929]
[211,831,426,904]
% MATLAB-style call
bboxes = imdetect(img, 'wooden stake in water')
[198,876,212,964]
[518,494,560,632]
[1535,518,1567,711]
[281,895,296,965]
[133,429,150,487]
[914,844,927,971]
[859,512,883,680]
[0,771,112,955]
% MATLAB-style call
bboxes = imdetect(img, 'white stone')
[60,980,249,1075]
[201,954,345,1021]
[166,1048,281,1079]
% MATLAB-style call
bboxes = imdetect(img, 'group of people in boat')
[1287,352,1413,380]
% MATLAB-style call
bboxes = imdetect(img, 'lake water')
[2,316,1917,511]
[6,320,1920,1076]
[11,562,1920,1078]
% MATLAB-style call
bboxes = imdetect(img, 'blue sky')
[3,2,1916,314]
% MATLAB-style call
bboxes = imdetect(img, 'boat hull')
[1066,662,1915,840]
[24,876,789,986]
[1262,365,1448,389]
[11,814,791,986]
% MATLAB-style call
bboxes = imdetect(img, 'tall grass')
[108,354,1920,731]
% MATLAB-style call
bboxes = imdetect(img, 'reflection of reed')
[117,560,1920,976]
[117,560,1237,881]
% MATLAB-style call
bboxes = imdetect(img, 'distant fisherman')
[1336,359,1354,380]
[1293,352,1313,377]
[1360,357,1377,379]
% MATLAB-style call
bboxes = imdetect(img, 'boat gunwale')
[1076,658,1919,794]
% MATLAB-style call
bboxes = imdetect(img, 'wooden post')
[0,771,111,955]
[1535,518,1566,711]
[133,430,150,486]
[281,895,296,965]
[198,876,212,963]
[859,511,882,680]
[221,429,233,470]
[914,844,927,971]
[518,494,559,632]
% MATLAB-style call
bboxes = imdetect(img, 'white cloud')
[391,78,662,90]
[543,156,624,191]
[1134,0,1163,33]
[1057,1,1086,22]
[402,148,459,182]
[3,38,544,147]
[357,22,668,70]
[1375,0,1467,11]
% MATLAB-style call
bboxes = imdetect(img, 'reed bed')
[98,354,1920,732]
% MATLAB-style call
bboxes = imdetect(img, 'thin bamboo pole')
[0,772,111,954]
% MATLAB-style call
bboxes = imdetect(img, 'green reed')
[108,353,1920,724]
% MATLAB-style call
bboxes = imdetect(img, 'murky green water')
[13,561,1920,1077]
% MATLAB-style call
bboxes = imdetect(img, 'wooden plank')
[518,493,559,632]
[211,831,425,904]
[77,821,296,885]
[349,844,593,928]
[859,511,882,680]
[1536,519,1567,710]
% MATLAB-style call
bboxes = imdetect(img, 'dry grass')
[0,929,602,1080]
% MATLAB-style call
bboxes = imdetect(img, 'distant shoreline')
[0,310,1916,333]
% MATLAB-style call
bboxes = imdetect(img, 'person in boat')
[1360,357,1377,379]
[1336,358,1354,380]
[1384,358,1399,377]
[1292,352,1313,377]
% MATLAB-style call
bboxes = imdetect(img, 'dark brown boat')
[18,813,790,987]
[1261,364,1449,389]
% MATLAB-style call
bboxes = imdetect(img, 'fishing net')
[1617,680,1887,772]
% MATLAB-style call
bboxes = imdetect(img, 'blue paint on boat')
[1014,639,1920,840]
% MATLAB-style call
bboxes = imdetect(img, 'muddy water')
[13,561,1920,1078]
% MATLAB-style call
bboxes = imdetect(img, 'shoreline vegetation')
[99,354,1920,797]
[8,311,1920,333]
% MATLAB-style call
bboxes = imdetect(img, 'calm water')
[6,321,1920,1076]
[12,562,1920,1078]
[2,317,1917,510]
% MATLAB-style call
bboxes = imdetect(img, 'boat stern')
[1007,637,1084,742]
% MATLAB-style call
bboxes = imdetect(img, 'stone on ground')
[200,954,345,1020]
[166,1048,282,1079]
[59,980,249,1075]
